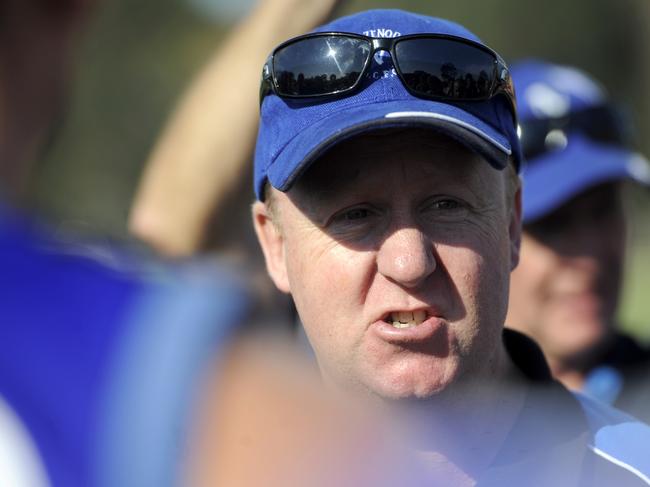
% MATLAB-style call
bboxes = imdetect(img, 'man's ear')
[509,186,523,272]
[252,200,291,293]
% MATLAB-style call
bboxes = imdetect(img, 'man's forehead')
[292,128,489,195]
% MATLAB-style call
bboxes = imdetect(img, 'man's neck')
[387,343,528,483]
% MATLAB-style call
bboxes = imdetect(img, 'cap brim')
[522,135,650,222]
[266,99,513,192]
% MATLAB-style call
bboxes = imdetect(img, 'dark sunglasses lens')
[273,36,371,97]
[395,38,497,99]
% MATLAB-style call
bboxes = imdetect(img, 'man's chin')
[362,367,459,403]
[372,385,448,403]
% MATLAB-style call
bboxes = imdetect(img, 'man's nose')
[376,227,436,288]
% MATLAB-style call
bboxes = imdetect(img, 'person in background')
[506,60,650,421]
[128,0,346,330]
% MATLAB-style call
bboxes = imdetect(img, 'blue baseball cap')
[512,59,650,223]
[254,9,521,200]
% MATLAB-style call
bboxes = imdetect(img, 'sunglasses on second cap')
[260,32,517,121]
[520,104,633,160]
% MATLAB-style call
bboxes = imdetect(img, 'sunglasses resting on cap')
[260,32,517,123]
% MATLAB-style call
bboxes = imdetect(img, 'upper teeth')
[390,310,427,328]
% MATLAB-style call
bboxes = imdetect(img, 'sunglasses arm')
[259,56,274,107]
[495,57,518,123]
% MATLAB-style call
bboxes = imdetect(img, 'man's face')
[507,183,625,365]
[254,129,521,400]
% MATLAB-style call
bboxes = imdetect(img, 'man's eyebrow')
[298,164,363,194]
[289,167,365,221]
[293,185,354,218]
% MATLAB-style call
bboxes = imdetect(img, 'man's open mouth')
[385,310,428,329]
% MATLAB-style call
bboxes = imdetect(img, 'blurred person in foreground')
[129,0,345,257]
[506,60,650,420]
[252,9,650,485]
[0,1,411,486]
[129,0,348,329]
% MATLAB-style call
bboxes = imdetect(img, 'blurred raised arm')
[128,0,344,256]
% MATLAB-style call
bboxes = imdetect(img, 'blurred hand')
[128,0,349,256]
[255,0,346,37]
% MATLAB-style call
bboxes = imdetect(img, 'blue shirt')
[0,205,248,487]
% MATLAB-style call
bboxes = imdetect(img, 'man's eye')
[329,206,378,226]
[425,198,463,211]
[344,208,371,220]
[421,197,468,221]
[431,200,459,210]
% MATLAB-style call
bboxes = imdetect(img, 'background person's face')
[256,130,521,400]
[507,183,625,366]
